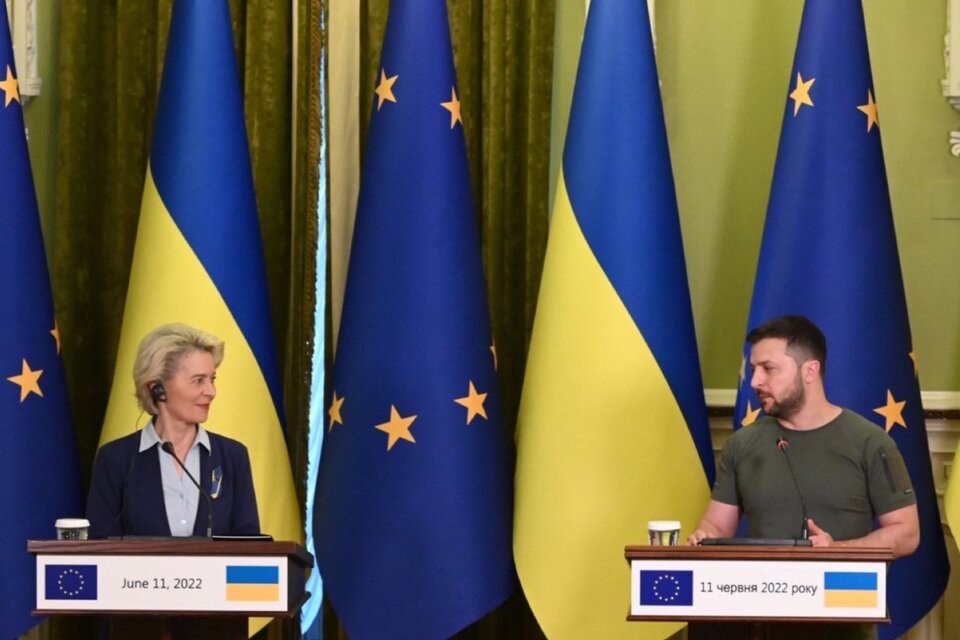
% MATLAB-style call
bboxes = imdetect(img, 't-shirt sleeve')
[711,438,741,507]
[866,434,917,516]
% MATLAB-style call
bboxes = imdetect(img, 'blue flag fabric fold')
[735,1,949,636]
[0,4,84,636]
[314,1,515,639]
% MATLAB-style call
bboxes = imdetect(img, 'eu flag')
[734,1,949,636]
[313,1,515,639]
[0,3,84,636]
[639,571,694,607]
[44,565,98,601]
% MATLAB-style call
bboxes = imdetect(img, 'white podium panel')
[630,559,886,619]
[625,545,891,623]
[36,553,289,613]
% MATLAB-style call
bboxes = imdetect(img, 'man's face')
[749,337,806,420]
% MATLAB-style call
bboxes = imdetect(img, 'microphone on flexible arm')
[776,437,810,541]
[161,441,214,538]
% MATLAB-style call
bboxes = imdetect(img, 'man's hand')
[685,500,740,545]
[807,518,834,547]
[686,529,715,545]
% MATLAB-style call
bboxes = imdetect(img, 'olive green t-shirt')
[713,409,916,540]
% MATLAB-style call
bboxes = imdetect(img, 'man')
[688,315,919,557]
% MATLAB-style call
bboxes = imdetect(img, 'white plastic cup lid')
[648,520,681,531]
[55,518,90,529]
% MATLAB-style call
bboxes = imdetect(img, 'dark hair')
[746,315,827,376]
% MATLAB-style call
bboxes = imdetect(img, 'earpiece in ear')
[151,382,167,404]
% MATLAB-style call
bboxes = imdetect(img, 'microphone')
[776,437,810,540]
[161,441,214,538]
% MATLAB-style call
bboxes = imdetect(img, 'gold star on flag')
[0,65,20,107]
[441,87,462,129]
[490,341,498,371]
[874,389,906,432]
[741,400,760,427]
[51,320,62,354]
[454,381,488,424]
[328,391,345,431]
[739,356,746,383]
[7,358,43,402]
[857,89,879,132]
[908,351,918,377]
[374,69,398,111]
[789,72,815,116]
[375,405,417,451]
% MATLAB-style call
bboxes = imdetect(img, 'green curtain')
[48,1,320,638]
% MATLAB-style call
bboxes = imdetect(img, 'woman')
[87,323,260,538]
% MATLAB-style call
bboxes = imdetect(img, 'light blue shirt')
[139,422,212,537]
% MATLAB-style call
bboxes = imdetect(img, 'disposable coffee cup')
[648,520,681,546]
[55,518,90,541]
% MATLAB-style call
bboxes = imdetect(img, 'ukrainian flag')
[225,566,280,602]
[98,0,300,552]
[823,572,878,609]
[514,2,714,639]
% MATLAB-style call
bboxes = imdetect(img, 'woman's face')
[159,349,217,426]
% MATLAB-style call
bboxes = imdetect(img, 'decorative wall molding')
[5,0,40,101]
[943,0,960,154]
[704,388,960,412]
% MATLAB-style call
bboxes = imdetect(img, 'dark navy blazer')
[86,429,260,538]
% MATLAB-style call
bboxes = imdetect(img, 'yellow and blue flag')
[823,571,879,609]
[313,1,515,638]
[99,0,301,551]
[514,2,715,638]
[0,2,84,635]
[734,1,948,637]
[225,565,280,602]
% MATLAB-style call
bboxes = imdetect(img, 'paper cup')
[55,518,90,541]
[648,520,681,546]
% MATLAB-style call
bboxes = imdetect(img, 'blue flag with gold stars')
[734,1,948,636]
[0,3,84,637]
[313,1,515,638]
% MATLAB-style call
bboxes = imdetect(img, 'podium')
[625,545,892,639]
[29,539,313,640]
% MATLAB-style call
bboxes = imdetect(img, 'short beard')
[766,371,805,420]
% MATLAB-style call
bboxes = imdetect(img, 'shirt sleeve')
[711,437,742,507]
[866,433,917,516]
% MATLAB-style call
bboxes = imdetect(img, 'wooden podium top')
[29,539,313,568]
[625,544,893,563]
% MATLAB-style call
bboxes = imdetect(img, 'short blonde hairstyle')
[133,323,225,415]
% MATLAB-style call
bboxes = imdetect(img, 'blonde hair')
[133,323,225,415]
